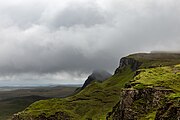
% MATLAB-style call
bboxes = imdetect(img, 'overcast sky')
[0,0,180,86]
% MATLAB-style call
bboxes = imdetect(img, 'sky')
[0,0,180,86]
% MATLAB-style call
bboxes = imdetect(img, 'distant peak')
[81,70,112,89]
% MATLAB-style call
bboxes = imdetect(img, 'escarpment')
[107,53,180,120]
[155,101,180,120]
[11,53,180,120]
[115,57,142,74]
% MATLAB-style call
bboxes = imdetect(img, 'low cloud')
[0,0,180,85]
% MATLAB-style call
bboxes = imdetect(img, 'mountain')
[12,53,180,120]
[81,70,112,90]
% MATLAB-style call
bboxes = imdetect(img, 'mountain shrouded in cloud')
[0,0,180,85]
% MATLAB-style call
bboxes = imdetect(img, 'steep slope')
[81,70,112,89]
[12,53,180,120]
[107,54,180,120]
[12,60,135,119]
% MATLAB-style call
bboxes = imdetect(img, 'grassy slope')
[133,64,180,92]
[15,53,180,120]
[17,67,134,120]
[132,64,180,120]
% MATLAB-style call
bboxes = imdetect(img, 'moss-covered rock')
[106,88,173,120]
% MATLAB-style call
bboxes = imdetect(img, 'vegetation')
[13,53,180,120]
[133,64,180,92]
[16,67,134,120]
[127,53,180,68]
[130,64,180,120]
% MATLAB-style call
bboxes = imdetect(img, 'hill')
[12,53,180,120]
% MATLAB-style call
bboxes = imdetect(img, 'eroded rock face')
[115,57,142,74]
[155,101,180,120]
[106,88,173,120]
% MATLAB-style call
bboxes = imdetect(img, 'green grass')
[127,53,180,68]
[167,93,180,99]
[13,53,180,120]
[16,67,134,120]
[139,111,156,120]
[131,64,180,120]
[133,64,180,92]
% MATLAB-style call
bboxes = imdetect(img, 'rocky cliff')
[115,57,142,74]
[11,53,180,120]
[106,88,174,120]
[107,53,180,120]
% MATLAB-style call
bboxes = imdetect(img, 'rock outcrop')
[11,53,180,120]
[106,88,173,120]
[115,57,142,74]
[155,101,180,120]
[81,70,112,89]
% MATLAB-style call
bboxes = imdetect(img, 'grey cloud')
[49,3,105,28]
[0,0,180,85]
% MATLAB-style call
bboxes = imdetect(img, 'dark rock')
[155,101,180,120]
[106,88,173,120]
[115,57,142,74]
[81,70,112,90]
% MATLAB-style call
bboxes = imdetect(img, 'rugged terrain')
[12,53,180,120]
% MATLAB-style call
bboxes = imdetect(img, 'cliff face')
[106,88,173,120]
[11,53,180,120]
[115,57,142,74]
[107,54,180,120]
[155,101,180,120]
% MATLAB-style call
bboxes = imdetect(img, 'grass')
[133,64,180,92]
[167,93,180,99]
[13,53,180,120]
[127,53,180,68]
[131,64,180,120]
[16,67,135,120]
[139,111,156,120]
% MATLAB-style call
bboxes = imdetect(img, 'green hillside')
[13,67,134,120]
[12,53,180,120]
[131,64,180,120]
